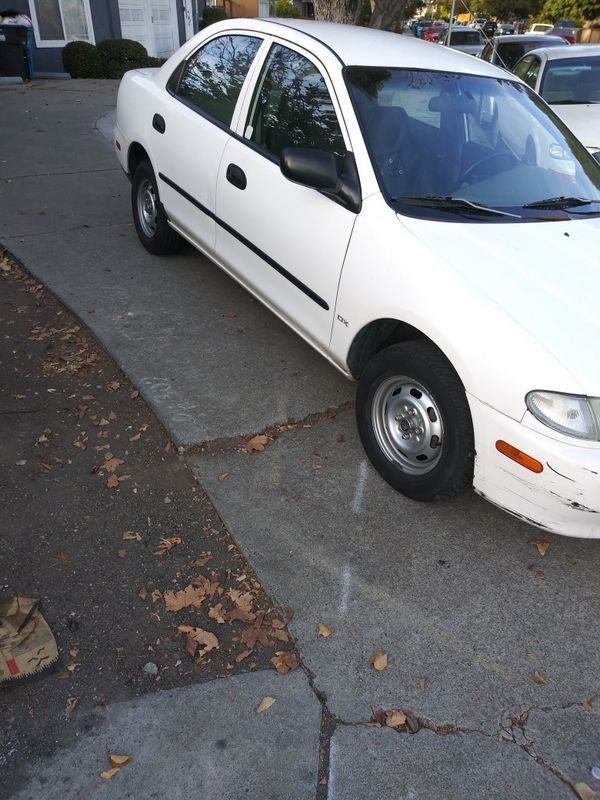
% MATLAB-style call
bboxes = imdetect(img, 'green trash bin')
[0,24,34,80]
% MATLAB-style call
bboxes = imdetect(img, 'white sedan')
[513,45,600,155]
[114,19,600,538]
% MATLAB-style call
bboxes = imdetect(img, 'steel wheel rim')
[371,376,444,475]
[137,178,158,238]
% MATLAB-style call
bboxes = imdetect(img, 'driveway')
[2,80,599,800]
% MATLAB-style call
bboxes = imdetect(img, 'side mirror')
[593,151,600,165]
[280,147,341,193]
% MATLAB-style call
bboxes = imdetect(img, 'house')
[6,0,203,76]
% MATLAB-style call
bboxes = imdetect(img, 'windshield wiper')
[523,196,600,210]
[392,196,522,218]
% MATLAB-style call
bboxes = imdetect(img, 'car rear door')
[148,32,264,253]
[213,40,359,349]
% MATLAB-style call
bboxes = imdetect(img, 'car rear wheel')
[131,160,183,255]
[356,342,474,501]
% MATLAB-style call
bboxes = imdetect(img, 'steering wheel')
[458,151,519,187]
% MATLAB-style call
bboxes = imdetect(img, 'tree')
[313,0,363,23]
[313,0,422,29]
[535,0,600,20]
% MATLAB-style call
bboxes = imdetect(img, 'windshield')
[345,67,600,221]
[540,56,600,104]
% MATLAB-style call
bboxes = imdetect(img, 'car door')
[213,41,358,350]
[149,32,263,253]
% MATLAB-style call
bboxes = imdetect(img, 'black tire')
[131,160,183,255]
[356,341,474,501]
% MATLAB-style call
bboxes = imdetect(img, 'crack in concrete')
[2,167,119,181]
[183,400,354,458]
[1,221,131,240]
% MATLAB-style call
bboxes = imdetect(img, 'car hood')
[398,214,600,394]
[551,103,600,150]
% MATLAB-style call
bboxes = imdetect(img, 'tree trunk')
[313,0,363,24]
[369,0,405,30]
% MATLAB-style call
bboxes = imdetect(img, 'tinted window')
[247,44,346,161]
[176,35,262,125]
[451,30,482,45]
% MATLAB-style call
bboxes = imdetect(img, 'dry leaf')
[418,678,428,690]
[241,434,269,454]
[164,585,207,612]
[270,651,299,675]
[117,548,127,558]
[218,472,229,481]
[271,629,289,642]
[529,538,549,557]
[385,710,407,728]
[154,536,182,555]
[66,663,80,673]
[107,380,121,391]
[122,531,142,542]
[370,706,386,726]
[129,433,141,442]
[256,696,276,715]
[108,754,131,768]
[582,700,594,711]
[151,589,162,603]
[106,474,119,489]
[176,625,219,654]
[65,696,78,717]
[208,603,227,624]
[574,783,596,800]
[317,623,332,638]
[191,555,212,567]
[236,649,253,663]
[130,390,139,399]
[138,587,148,601]
[185,636,198,657]
[370,650,388,671]
[69,648,79,658]
[100,768,120,780]
[533,670,549,685]
[103,457,124,473]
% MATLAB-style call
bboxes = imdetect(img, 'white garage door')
[118,0,178,58]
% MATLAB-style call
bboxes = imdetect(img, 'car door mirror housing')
[280,147,341,193]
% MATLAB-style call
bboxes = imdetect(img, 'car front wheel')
[356,342,474,501]
[131,160,183,255]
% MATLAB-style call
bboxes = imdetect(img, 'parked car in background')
[513,44,600,154]
[115,18,600,538]
[480,33,569,71]
[528,23,554,34]
[423,22,448,42]
[498,23,516,35]
[414,19,433,37]
[438,27,485,55]
[548,20,578,43]
[471,17,487,29]
[481,20,498,37]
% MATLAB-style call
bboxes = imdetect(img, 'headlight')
[526,391,600,441]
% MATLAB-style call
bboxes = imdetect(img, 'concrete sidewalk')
[2,80,600,800]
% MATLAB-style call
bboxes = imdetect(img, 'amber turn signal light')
[495,440,544,473]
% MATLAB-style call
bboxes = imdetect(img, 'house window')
[30,0,94,47]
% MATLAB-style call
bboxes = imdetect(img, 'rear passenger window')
[246,44,346,162]
[174,35,262,126]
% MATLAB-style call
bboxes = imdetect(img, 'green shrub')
[145,56,167,67]
[203,5,229,26]
[97,38,149,79]
[276,0,301,17]
[62,41,103,78]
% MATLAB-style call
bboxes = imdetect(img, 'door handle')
[226,163,247,190]
[152,114,166,134]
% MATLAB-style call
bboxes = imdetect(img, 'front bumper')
[469,394,600,538]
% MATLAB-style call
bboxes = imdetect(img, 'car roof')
[218,18,510,77]
[540,43,600,60]
[490,33,567,44]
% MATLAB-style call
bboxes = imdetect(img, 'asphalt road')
[2,79,600,800]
